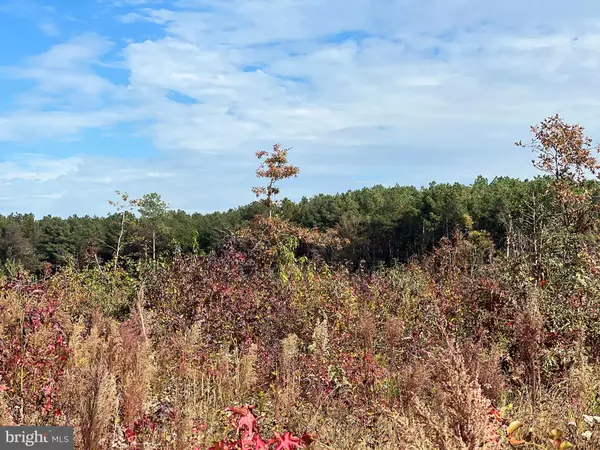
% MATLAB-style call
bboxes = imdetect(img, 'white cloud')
[0,109,143,141]
[33,193,64,199]
[113,1,600,154]
[0,1,61,37]
[39,20,59,36]
[0,34,149,140]
[10,34,114,98]
[117,8,174,23]
[0,156,82,182]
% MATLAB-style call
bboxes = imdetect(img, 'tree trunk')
[115,212,125,265]
[152,229,156,262]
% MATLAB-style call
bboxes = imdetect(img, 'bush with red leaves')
[0,278,70,424]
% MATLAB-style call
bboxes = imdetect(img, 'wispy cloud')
[117,8,173,23]
[0,0,61,36]
[10,34,114,96]
[39,19,59,36]
[0,109,144,142]
[0,33,148,140]
[0,155,82,182]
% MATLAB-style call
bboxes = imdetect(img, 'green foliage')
[50,265,137,320]
[0,176,588,272]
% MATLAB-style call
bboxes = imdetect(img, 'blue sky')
[1,0,600,217]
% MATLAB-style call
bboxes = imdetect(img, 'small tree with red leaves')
[517,114,600,184]
[252,144,300,218]
[517,114,600,231]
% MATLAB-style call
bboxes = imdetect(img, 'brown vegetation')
[2,118,600,448]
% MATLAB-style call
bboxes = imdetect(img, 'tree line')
[0,175,578,272]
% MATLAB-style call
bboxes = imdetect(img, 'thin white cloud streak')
[39,20,59,36]
[0,109,144,141]
[0,156,82,182]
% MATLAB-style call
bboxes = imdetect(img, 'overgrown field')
[2,116,600,449]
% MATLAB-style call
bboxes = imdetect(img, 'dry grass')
[276,334,301,423]
[66,314,121,449]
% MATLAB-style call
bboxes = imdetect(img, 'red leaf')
[268,432,305,450]
[253,434,269,449]
[228,406,258,439]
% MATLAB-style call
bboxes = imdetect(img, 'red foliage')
[0,278,70,423]
[208,405,313,450]
[251,144,300,213]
